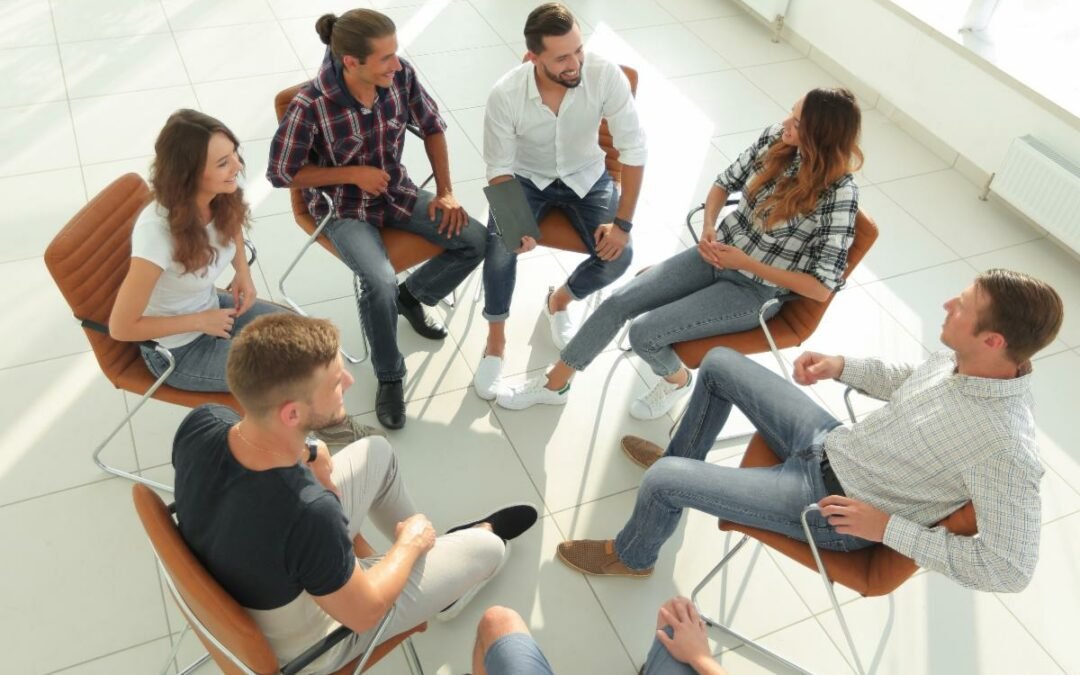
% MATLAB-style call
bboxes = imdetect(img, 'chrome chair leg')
[402,636,425,675]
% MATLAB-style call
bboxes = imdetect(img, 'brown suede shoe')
[621,435,665,469]
[556,539,653,578]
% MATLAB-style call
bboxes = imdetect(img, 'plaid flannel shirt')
[266,50,446,225]
[714,123,858,291]
[825,351,1044,593]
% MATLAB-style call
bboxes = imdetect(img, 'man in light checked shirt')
[557,268,1064,593]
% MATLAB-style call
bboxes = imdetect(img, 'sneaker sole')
[555,546,652,578]
[496,395,566,410]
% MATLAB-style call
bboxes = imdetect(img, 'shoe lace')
[642,380,679,407]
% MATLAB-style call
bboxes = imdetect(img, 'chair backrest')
[673,208,879,368]
[722,433,977,597]
[132,484,280,675]
[44,173,153,389]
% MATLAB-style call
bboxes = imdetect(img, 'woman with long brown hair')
[495,88,863,417]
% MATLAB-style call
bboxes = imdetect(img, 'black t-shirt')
[172,404,355,610]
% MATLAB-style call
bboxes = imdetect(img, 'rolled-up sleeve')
[484,87,517,182]
[805,181,858,291]
[601,64,646,167]
[267,98,314,188]
[715,124,780,193]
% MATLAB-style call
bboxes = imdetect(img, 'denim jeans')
[140,291,287,392]
[560,246,784,377]
[482,173,631,321]
[324,189,486,381]
[481,628,692,675]
[614,347,873,570]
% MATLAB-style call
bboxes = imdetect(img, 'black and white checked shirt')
[825,351,1043,593]
[714,123,859,291]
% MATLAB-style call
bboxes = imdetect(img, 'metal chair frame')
[690,386,869,675]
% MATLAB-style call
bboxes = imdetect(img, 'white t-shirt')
[130,203,236,349]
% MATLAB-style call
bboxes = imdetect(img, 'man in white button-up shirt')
[472,3,647,400]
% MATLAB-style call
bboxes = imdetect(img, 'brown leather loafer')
[556,539,653,578]
[621,435,665,469]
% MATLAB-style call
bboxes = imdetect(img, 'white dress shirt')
[483,53,647,199]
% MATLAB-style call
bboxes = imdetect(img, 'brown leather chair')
[672,208,879,377]
[273,84,447,364]
[133,484,427,675]
[533,64,640,254]
[692,431,977,674]
[44,173,241,493]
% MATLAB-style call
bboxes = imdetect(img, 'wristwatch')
[613,217,633,233]
[304,436,319,463]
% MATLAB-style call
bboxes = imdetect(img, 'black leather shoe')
[397,286,448,340]
[375,380,406,430]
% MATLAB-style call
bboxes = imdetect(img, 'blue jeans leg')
[324,217,406,382]
[387,188,486,305]
[641,628,697,675]
[140,292,287,392]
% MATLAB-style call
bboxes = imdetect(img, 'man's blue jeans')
[324,189,485,382]
[482,173,631,321]
[614,347,873,570]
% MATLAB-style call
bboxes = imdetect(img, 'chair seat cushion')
[538,210,589,254]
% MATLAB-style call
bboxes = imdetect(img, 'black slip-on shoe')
[397,288,448,340]
[375,380,406,430]
[447,503,539,542]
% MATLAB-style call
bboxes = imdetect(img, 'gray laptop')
[483,179,541,253]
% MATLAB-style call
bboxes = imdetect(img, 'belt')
[820,451,846,497]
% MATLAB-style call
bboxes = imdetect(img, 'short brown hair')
[315,9,396,64]
[226,314,340,417]
[975,268,1064,364]
[524,2,576,54]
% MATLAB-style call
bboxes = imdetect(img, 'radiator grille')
[993,135,1080,253]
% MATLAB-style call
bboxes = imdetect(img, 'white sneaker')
[474,354,504,401]
[629,372,693,420]
[496,375,569,410]
[543,287,576,349]
[435,541,511,622]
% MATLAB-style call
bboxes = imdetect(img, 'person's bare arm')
[422,132,469,235]
[109,258,235,341]
[287,164,390,194]
[312,514,435,633]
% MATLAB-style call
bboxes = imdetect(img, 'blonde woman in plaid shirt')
[496,88,863,417]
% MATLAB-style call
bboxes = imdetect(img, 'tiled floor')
[2,0,1078,673]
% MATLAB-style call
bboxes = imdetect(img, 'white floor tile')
[409,515,636,674]
[1027,350,1080,494]
[161,0,276,31]
[469,0,594,43]
[0,0,55,49]
[411,44,519,110]
[0,44,66,108]
[0,101,79,178]
[879,169,1043,257]
[238,137,295,219]
[0,167,86,262]
[0,479,171,674]
[277,16,332,73]
[400,117,486,183]
[69,86,199,165]
[52,0,169,42]
[564,0,677,31]
[659,0,743,22]
[0,352,134,506]
[997,511,1080,674]
[51,637,176,675]
[174,22,302,83]
[739,57,844,110]
[81,155,153,198]
[685,14,803,68]
[194,70,308,142]
[60,34,189,99]
[715,615,855,675]
[967,238,1080,350]
[858,120,950,185]
[816,573,1063,675]
[668,70,787,136]
[614,23,731,78]
[390,1,503,56]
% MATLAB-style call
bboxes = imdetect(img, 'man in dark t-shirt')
[173,314,537,673]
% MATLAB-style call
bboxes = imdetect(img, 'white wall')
[784,0,1080,176]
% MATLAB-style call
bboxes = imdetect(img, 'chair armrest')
[684,195,740,243]
[79,317,165,353]
[842,385,888,424]
[281,606,397,675]
[244,239,257,266]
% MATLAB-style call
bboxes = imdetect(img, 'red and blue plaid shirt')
[267,49,446,226]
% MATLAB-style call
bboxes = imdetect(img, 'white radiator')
[992,135,1080,254]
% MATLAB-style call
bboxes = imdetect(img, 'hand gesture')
[198,307,237,338]
[818,495,889,542]
[514,235,538,254]
[792,351,844,386]
[353,166,390,195]
[228,270,257,315]
[429,192,469,237]
[593,223,629,261]
[655,597,713,667]
[395,514,436,554]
